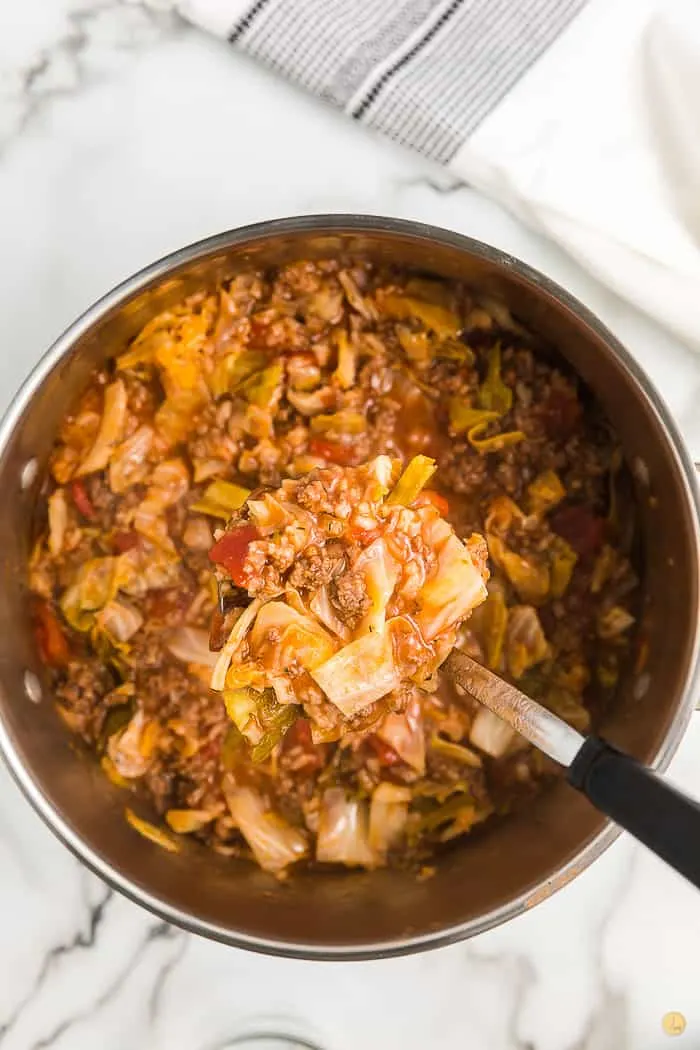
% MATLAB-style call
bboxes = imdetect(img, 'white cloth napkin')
[180,0,700,350]
[454,0,700,351]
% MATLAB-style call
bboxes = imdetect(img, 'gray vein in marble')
[566,850,638,1050]
[575,990,627,1050]
[29,921,177,1050]
[0,0,182,150]
[390,171,468,196]
[0,883,113,1045]
[504,958,537,1050]
[461,948,537,1050]
[572,853,635,1050]
[146,927,187,1027]
[462,845,637,1050]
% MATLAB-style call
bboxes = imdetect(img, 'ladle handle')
[568,737,700,889]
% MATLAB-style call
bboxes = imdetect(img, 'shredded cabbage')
[77,379,128,476]
[96,599,143,644]
[310,586,351,641]
[447,348,524,451]
[316,788,377,867]
[108,710,150,778]
[210,348,266,398]
[431,735,482,768]
[488,536,550,605]
[550,537,578,598]
[416,533,488,641]
[353,538,399,636]
[250,602,337,672]
[545,687,591,732]
[238,362,284,408]
[597,605,635,640]
[311,630,399,717]
[125,808,180,852]
[412,793,483,841]
[435,337,475,364]
[447,403,499,436]
[333,330,357,389]
[505,606,551,679]
[166,626,219,669]
[100,755,132,789]
[109,424,154,494]
[376,692,425,773]
[133,458,190,549]
[478,344,512,414]
[211,598,263,691]
[369,783,410,856]
[397,326,432,366]
[468,582,508,670]
[165,809,217,834]
[48,489,68,556]
[527,470,566,516]
[485,495,525,533]
[591,544,616,595]
[386,454,436,506]
[470,706,515,758]
[60,556,120,631]
[246,493,292,530]
[338,270,376,320]
[467,423,525,454]
[155,387,209,448]
[190,479,251,518]
[287,386,336,416]
[310,410,366,435]
[225,783,308,873]
[223,687,263,743]
[377,292,461,339]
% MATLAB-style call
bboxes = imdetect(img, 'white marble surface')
[2,3,700,1048]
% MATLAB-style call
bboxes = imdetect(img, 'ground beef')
[330,570,370,628]
[55,659,115,743]
[288,543,345,591]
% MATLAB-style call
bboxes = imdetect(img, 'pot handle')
[569,736,700,889]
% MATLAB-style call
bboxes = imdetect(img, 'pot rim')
[2,214,699,960]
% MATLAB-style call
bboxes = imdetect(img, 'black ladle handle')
[568,736,700,888]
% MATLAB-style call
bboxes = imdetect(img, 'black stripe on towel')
[351,0,464,119]
[228,0,274,44]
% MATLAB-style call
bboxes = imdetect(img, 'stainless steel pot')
[1,216,699,959]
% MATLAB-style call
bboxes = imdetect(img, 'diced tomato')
[281,717,325,772]
[208,524,260,586]
[414,490,450,516]
[550,504,605,557]
[367,734,401,767]
[70,479,96,520]
[308,437,360,467]
[286,717,313,749]
[112,530,139,553]
[541,390,582,439]
[34,601,70,666]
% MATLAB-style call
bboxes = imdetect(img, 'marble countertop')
[2,4,700,1048]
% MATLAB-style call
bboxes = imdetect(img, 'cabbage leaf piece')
[225,784,308,873]
[310,630,400,717]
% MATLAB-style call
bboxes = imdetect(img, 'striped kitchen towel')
[179,0,700,350]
